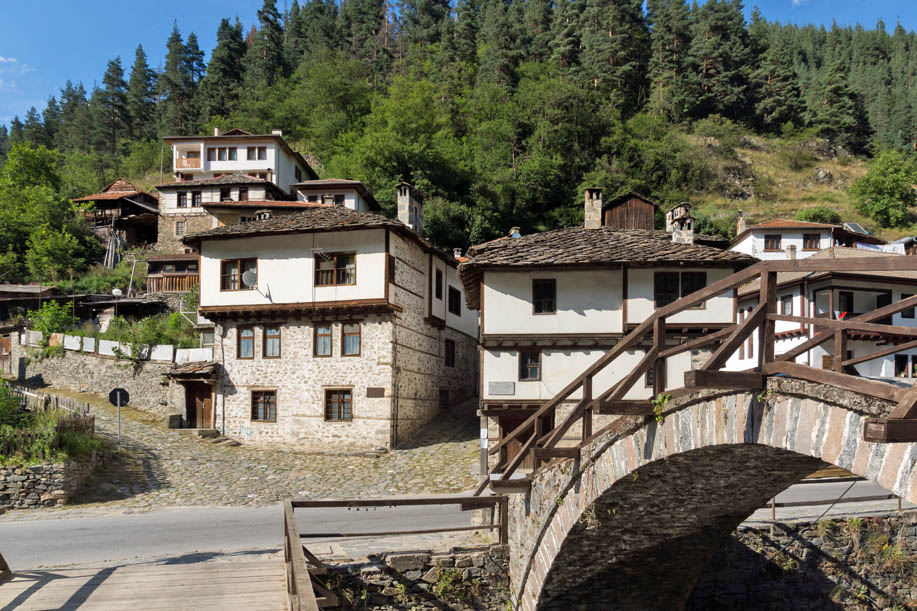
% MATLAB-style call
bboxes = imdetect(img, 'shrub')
[694,114,743,157]
[848,150,917,228]
[795,207,842,225]
[778,145,816,171]
[59,431,107,458]
[27,300,74,336]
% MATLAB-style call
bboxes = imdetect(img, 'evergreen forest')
[3,0,917,283]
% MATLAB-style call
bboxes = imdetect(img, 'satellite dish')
[241,270,257,288]
[111,288,123,297]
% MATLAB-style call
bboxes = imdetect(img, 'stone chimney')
[213,127,222,136]
[736,210,746,235]
[786,244,797,260]
[667,203,695,245]
[271,129,283,136]
[255,209,273,221]
[453,248,463,259]
[584,188,603,229]
[508,227,521,238]
[396,183,424,237]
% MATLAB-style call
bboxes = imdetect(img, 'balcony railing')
[146,273,199,293]
[175,158,201,170]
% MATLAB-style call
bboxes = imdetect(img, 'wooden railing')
[284,495,508,609]
[175,157,201,169]
[476,257,917,495]
[146,273,199,293]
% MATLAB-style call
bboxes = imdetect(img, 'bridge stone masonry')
[506,378,917,611]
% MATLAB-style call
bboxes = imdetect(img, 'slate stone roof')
[459,226,757,309]
[72,178,151,202]
[156,173,276,189]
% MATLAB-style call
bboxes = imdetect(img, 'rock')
[386,553,430,572]
[404,570,422,580]
[813,167,833,183]
[422,567,440,584]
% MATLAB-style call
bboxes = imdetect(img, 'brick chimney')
[584,188,603,229]
[737,210,746,235]
[397,183,424,237]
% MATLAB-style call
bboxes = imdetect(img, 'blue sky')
[2,1,917,127]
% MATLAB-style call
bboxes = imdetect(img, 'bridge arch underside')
[514,381,917,611]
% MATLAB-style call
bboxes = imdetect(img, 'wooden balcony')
[175,158,201,170]
[146,273,199,293]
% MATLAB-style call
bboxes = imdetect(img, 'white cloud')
[0,57,16,64]
[0,79,16,90]
[792,0,808,5]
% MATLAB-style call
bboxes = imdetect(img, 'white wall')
[172,139,306,195]
[444,264,478,337]
[482,269,623,335]
[731,230,832,260]
[199,229,387,307]
[626,267,734,325]
[295,190,369,212]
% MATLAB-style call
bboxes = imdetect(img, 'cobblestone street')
[0,388,480,520]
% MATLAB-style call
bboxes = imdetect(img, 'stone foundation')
[688,515,917,610]
[0,450,108,511]
[326,546,510,610]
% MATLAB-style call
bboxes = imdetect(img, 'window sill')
[251,419,276,423]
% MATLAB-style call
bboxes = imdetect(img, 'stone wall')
[325,546,510,610]
[0,451,108,511]
[156,211,214,254]
[12,334,181,417]
[688,515,917,610]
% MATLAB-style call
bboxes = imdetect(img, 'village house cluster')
[5,126,917,458]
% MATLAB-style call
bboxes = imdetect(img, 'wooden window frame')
[901,294,915,319]
[263,326,281,359]
[246,146,256,161]
[802,233,821,251]
[444,338,456,367]
[780,294,794,316]
[251,389,277,422]
[738,309,746,360]
[238,186,248,202]
[257,146,267,160]
[314,252,356,286]
[837,291,854,317]
[191,191,202,207]
[448,286,462,316]
[324,388,353,422]
[654,271,707,309]
[177,192,187,208]
[174,220,185,237]
[341,322,361,357]
[654,272,679,309]
[207,148,216,162]
[435,269,443,300]
[763,234,782,252]
[519,350,541,381]
[220,187,232,202]
[314,323,333,357]
[237,326,255,360]
[533,279,557,315]
[218,147,227,161]
[220,258,257,292]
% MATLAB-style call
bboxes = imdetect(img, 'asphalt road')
[1,480,912,571]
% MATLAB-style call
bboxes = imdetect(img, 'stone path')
[0,388,479,521]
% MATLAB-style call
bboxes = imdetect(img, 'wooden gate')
[185,382,213,428]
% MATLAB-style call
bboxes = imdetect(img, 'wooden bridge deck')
[0,558,286,610]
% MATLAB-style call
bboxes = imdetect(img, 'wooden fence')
[0,425,57,460]
[1,385,95,460]
[476,257,917,495]
[6,385,91,416]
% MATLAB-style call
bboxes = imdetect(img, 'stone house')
[730,216,886,260]
[181,185,478,450]
[458,189,756,470]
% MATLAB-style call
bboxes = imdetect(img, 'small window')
[228,147,237,161]
[435,269,443,300]
[295,167,302,182]
[448,286,461,316]
[307,195,318,203]
[247,146,256,161]
[645,366,656,389]
[746,308,754,355]
[251,390,276,422]
[334,194,345,207]
[445,338,456,367]
[314,324,332,356]
[221,258,257,291]
[220,187,232,201]
[201,329,215,347]
[218,147,227,161]
[315,253,356,286]
[177,192,187,208]
[895,354,910,377]
[902,294,915,319]
[803,233,821,250]
[838,291,854,317]
[780,294,794,316]
[175,221,185,237]
[764,234,782,251]
[342,322,360,356]
[191,191,202,207]
[240,215,256,224]
[207,148,216,161]
[238,187,248,201]
[263,326,281,358]
[533,279,556,314]
[680,272,706,300]
[519,350,541,381]
[325,389,352,421]
[257,146,267,160]
[654,272,679,308]
[237,327,254,359]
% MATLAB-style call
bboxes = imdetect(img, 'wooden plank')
[658,325,735,359]
[532,447,580,459]
[890,384,917,419]
[499,432,535,481]
[602,346,659,404]
[300,524,499,538]
[702,302,766,371]
[863,418,917,442]
[759,270,777,367]
[285,501,320,611]
[842,339,917,368]
[582,375,593,440]
[541,398,587,448]
[291,496,502,508]
[764,257,917,273]
[684,370,765,390]
[768,314,917,339]
[833,330,847,373]
[595,400,654,415]
[762,361,904,403]
[653,317,666,396]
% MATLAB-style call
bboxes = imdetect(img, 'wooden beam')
[702,301,766,371]
[291,496,503,509]
[601,346,660,404]
[542,397,587,448]
[653,317,666,397]
[833,330,848,373]
[582,375,593,440]
[532,447,580,460]
[841,339,917,368]
[863,417,917,442]
[500,433,535,481]
[595,400,654,415]
[764,257,917,273]
[890,384,917,419]
[684,370,765,390]
[769,314,917,339]
[762,361,904,403]
[759,270,777,368]
[658,325,735,359]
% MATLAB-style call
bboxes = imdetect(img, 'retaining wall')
[0,450,108,511]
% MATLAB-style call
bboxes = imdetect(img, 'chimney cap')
[453,248,463,258]
[271,129,283,136]
[508,226,521,238]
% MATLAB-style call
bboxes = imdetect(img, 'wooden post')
[499,497,509,546]
[534,415,544,469]
[582,376,593,440]
[758,271,777,370]
[654,317,666,394]
[833,329,847,373]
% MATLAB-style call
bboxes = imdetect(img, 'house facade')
[724,248,917,378]
[730,216,885,260]
[181,186,478,450]
[72,178,159,262]
[459,190,756,469]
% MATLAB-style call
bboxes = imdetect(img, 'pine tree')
[550,0,584,73]
[476,0,517,88]
[127,45,157,139]
[454,0,480,65]
[646,0,691,119]
[185,33,207,84]
[300,0,340,56]
[22,107,44,146]
[94,57,130,160]
[810,57,870,152]
[8,117,23,144]
[244,0,288,87]
[159,24,195,133]
[524,0,554,62]
[58,81,92,153]
[198,18,247,122]
[0,125,9,166]
[752,30,804,130]
[400,0,451,49]
[340,0,386,64]
[41,96,61,146]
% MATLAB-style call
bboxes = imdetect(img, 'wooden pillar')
[833,330,847,372]
[654,317,667,393]
[758,270,777,370]
[582,375,593,441]
[534,414,544,469]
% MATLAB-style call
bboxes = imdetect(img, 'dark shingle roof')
[156,173,276,189]
[459,226,757,309]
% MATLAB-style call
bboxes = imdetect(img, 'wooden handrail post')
[758,270,777,370]
[833,329,847,372]
[653,317,666,395]
[582,375,593,440]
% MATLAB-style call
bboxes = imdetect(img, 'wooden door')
[499,412,555,470]
[185,382,213,428]
[0,334,10,375]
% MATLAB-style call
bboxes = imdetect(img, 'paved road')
[0,501,480,570]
